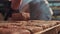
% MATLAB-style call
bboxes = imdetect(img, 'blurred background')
[48,0,60,20]
[0,0,60,21]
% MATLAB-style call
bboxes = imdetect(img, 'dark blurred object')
[0,0,6,16]
[0,0,12,21]
[53,10,60,16]
[52,10,60,20]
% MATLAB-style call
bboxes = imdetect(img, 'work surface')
[0,20,60,34]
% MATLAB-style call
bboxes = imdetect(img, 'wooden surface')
[0,21,59,34]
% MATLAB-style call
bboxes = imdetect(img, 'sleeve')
[40,0,53,15]
[39,0,53,20]
[30,0,53,20]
